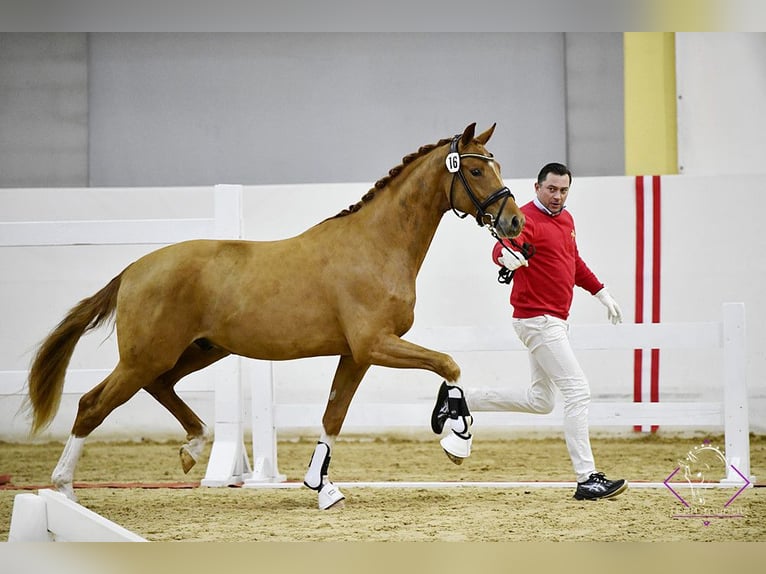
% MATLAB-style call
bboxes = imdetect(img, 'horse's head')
[445,123,524,239]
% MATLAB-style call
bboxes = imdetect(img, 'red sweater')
[493,200,603,321]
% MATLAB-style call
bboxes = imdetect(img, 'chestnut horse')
[26,123,523,509]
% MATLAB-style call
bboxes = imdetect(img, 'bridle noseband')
[446,133,514,232]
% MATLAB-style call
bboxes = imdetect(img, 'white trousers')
[465,315,595,482]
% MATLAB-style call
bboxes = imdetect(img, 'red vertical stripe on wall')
[651,176,662,325]
[650,349,661,403]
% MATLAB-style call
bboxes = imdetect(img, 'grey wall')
[0,33,624,187]
[565,33,625,176]
[0,33,88,186]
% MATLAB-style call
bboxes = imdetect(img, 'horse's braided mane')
[328,136,454,220]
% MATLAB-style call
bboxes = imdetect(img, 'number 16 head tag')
[446,152,460,173]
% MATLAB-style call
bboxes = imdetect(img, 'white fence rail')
[0,184,242,247]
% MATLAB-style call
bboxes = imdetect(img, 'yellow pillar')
[624,33,678,175]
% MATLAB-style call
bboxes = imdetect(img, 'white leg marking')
[51,435,85,502]
[179,424,210,473]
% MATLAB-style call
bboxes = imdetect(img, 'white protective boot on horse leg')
[431,381,473,465]
[51,435,85,502]
[303,440,346,510]
[179,425,210,473]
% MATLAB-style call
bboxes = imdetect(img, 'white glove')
[498,247,528,271]
[595,288,623,324]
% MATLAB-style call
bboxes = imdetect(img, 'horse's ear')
[475,123,496,145]
[460,123,477,147]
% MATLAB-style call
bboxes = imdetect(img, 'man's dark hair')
[537,162,572,185]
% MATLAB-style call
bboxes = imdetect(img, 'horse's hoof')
[179,446,197,474]
[440,431,472,465]
[324,498,346,511]
[318,481,346,510]
[443,449,464,465]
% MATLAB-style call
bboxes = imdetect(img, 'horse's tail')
[26,271,124,434]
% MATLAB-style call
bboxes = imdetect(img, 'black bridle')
[447,133,514,232]
[445,133,534,284]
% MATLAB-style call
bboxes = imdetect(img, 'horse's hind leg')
[52,363,157,501]
[143,343,230,473]
[304,355,369,510]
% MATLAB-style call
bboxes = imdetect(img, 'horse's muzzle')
[496,213,524,238]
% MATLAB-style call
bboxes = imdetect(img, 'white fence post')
[213,183,243,239]
[200,184,255,487]
[201,184,286,487]
[243,360,286,484]
[199,355,253,487]
[722,302,750,482]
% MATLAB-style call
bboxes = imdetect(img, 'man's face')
[534,173,570,215]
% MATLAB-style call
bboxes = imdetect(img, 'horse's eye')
[470,168,482,176]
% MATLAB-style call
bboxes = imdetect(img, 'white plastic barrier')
[8,489,147,542]
[199,302,750,487]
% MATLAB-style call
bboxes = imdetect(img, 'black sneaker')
[573,472,628,500]
[430,381,450,434]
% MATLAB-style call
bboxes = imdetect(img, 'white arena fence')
[0,183,247,453]
[0,183,751,492]
[200,302,750,489]
[2,184,243,543]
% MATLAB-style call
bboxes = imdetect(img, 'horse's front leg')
[304,355,369,510]
[367,334,473,464]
